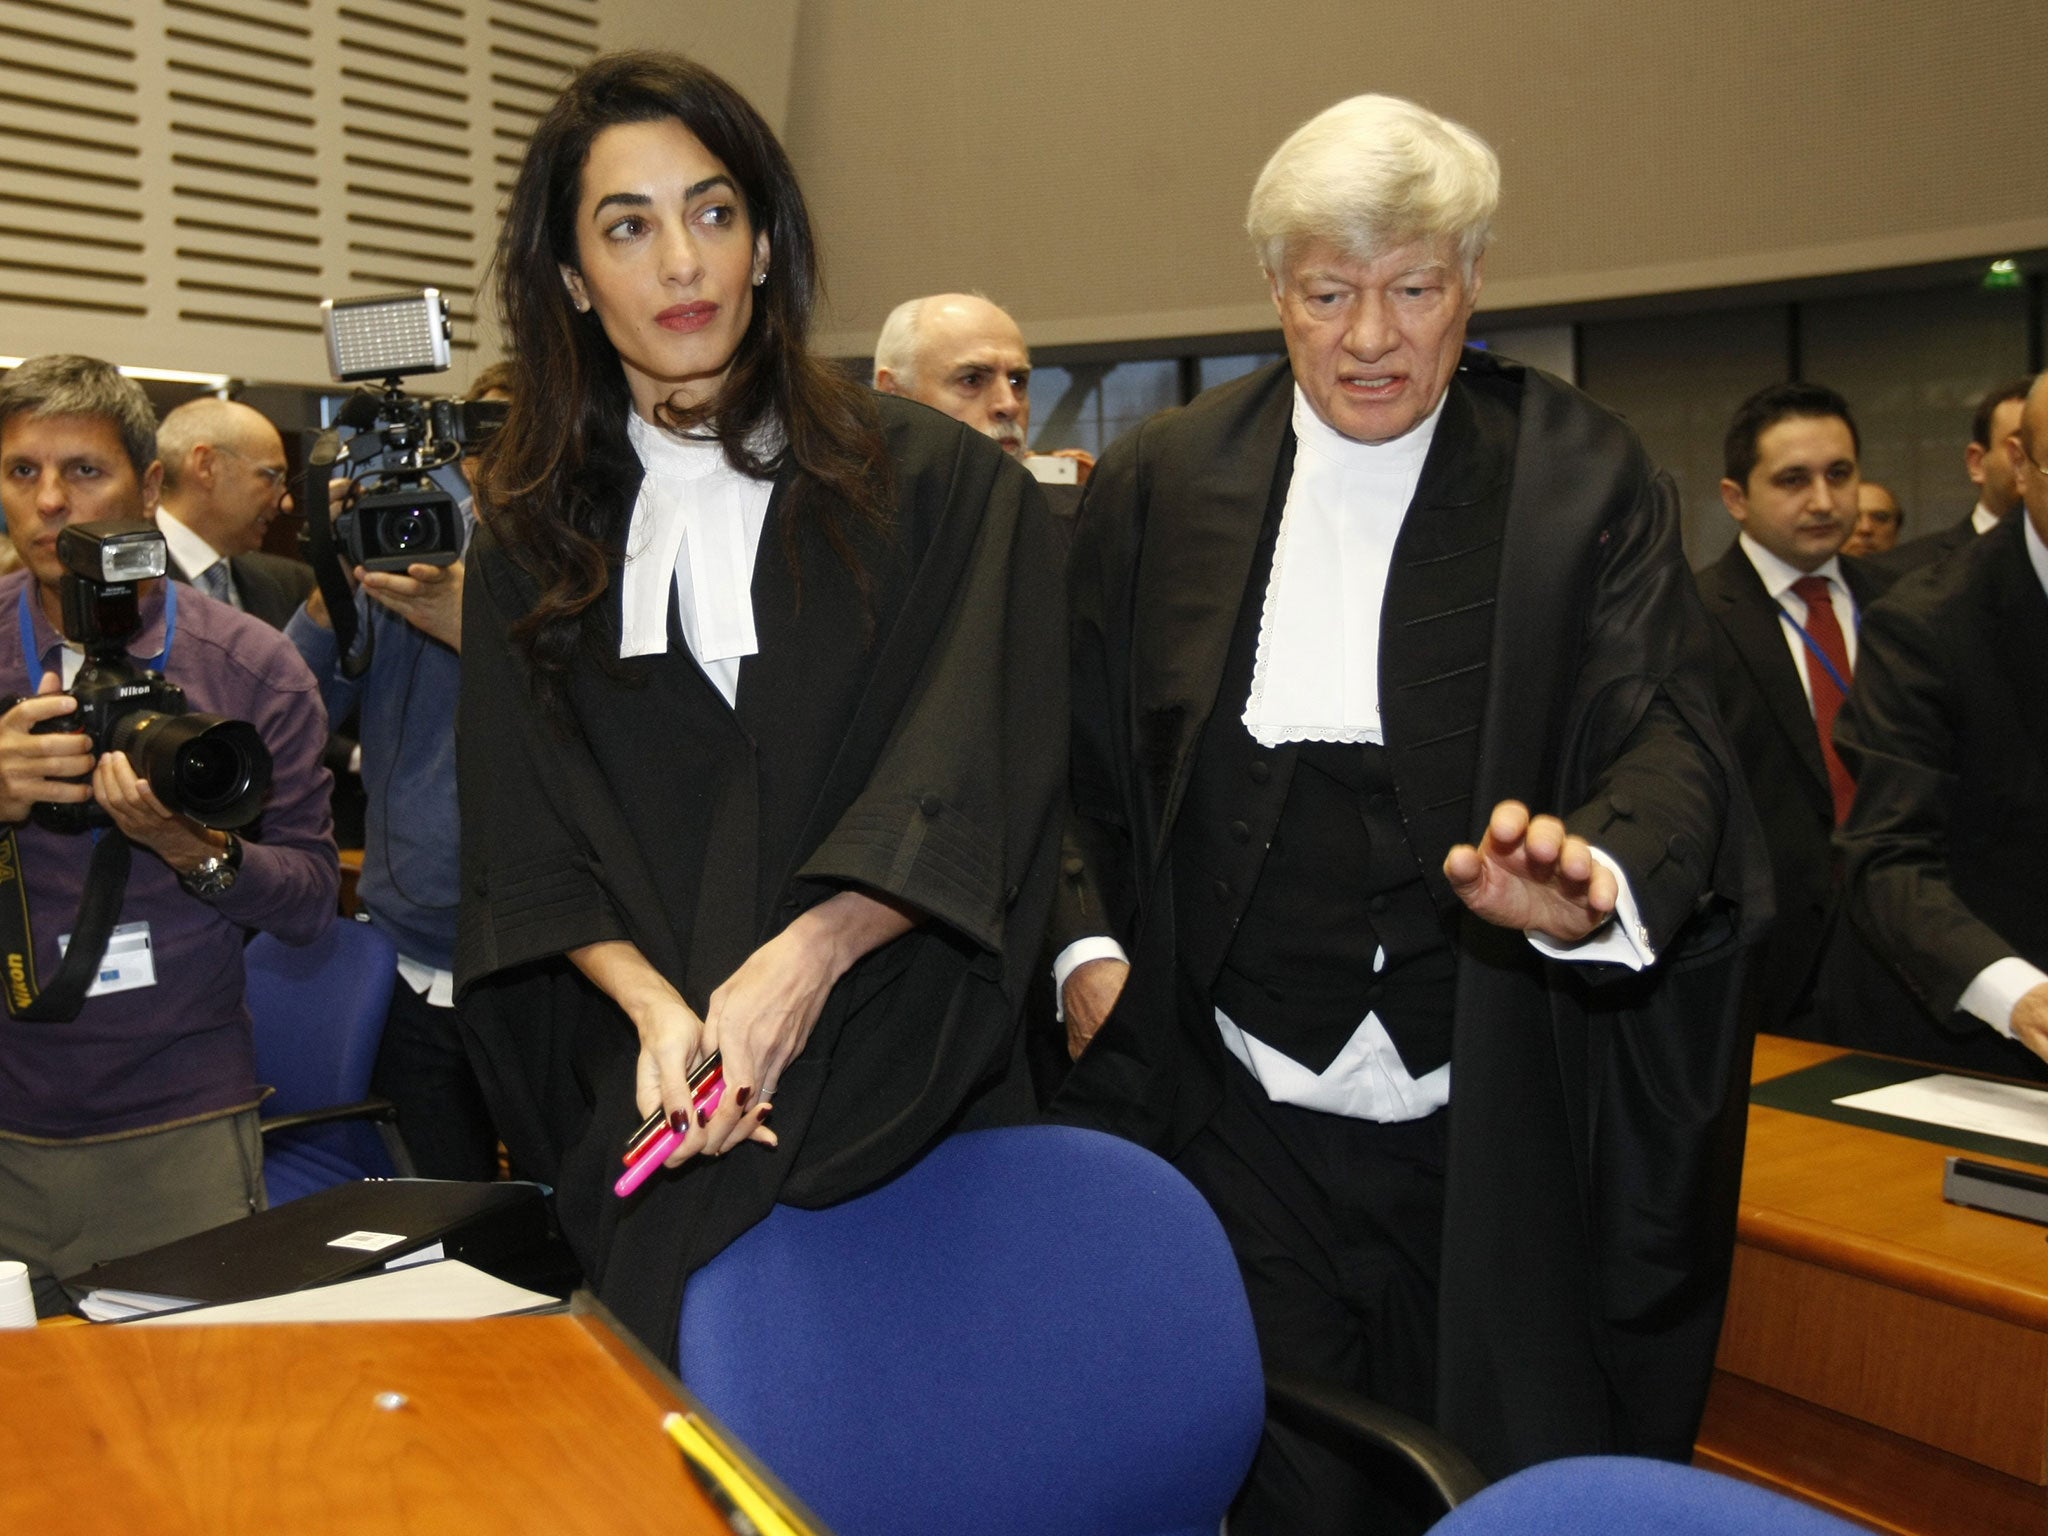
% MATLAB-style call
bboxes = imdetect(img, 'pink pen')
[613,1074,727,1198]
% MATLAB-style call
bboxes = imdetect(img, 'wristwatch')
[178,833,243,898]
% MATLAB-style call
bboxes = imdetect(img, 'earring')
[752,270,767,287]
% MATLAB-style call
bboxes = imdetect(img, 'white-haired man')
[873,293,1033,458]
[1052,95,1764,1527]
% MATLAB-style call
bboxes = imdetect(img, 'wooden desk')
[0,1306,781,1534]
[1696,1035,2048,1533]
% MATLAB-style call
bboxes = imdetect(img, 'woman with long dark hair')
[456,51,1064,1351]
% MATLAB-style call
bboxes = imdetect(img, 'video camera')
[302,289,507,673]
[3,523,272,833]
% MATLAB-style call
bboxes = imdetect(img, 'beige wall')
[785,0,2044,355]
[601,0,801,134]
[0,2,2033,382]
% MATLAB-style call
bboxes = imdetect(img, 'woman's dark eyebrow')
[591,175,735,217]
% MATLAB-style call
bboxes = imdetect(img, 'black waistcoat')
[1169,395,1512,1079]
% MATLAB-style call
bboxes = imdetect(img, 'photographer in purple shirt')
[0,356,337,1314]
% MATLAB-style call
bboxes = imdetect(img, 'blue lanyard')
[18,578,177,690]
[1775,590,1854,697]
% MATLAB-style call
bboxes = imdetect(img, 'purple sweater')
[0,572,338,1140]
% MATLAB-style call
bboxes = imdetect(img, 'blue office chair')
[678,1123,1268,1536]
[1426,1456,1868,1534]
[247,918,412,1204]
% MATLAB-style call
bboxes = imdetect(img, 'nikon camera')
[3,523,272,833]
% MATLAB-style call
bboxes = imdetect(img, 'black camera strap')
[300,428,373,679]
[0,826,132,1022]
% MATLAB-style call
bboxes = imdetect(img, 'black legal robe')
[1054,353,1770,1477]
[453,397,1067,1351]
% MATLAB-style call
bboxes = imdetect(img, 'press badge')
[55,921,156,997]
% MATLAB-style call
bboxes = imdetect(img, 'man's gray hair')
[1246,94,1500,277]
[0,354,156,478]
[873,297,927,390]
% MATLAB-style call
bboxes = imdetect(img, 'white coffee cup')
[0,1259,37,1328]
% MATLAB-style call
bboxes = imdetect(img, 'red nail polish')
[668,1108,686,1132]
[736,1086,753,1110]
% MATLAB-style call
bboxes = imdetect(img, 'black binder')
[61,1179,550,1310]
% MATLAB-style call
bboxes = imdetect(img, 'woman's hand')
[696,890,920,1157]
[569,940,716,1168]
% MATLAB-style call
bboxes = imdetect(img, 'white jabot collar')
[1241,386,1444,748]
[619,412,774,703]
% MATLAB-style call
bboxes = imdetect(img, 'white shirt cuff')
[1958,956,2048,1038]
[1052,936,1131,1022]
[1525,846,1655,972]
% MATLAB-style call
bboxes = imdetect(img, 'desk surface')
[1699,1037,2048,1531]
[1743,1035,2048,1327]
[0,1311,740,1535]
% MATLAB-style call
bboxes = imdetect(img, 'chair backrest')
[1427,1456,1869,1534]
[246,919,399,1202]
[678,1123,1266,1536]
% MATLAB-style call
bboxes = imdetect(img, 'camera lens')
[113,713,273,829]
[174,735,244,808]
[378,506,437,553]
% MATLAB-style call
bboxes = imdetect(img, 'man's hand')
[2011,985,2048,1065]
[1444,799,1618,943]
[0,673,91,824]
[1063,957,1130,1060]
[360,560,463,651]
[92,750,230,874]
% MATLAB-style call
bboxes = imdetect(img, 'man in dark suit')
[1834,372,2048,1077]
[1872,377,2032,579]
[153,398,314,629]
[1696,383,1891,1035]
[1054,94,1764,1532]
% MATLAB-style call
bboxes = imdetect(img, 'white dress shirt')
[155,508,236,608]
[1735,534,1857,710]
[1957,513,2048,1036]
[1055,387,1654,1121]
[1971,502,2000,535]
[619,411,774,706]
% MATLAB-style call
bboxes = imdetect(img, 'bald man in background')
[154,398,314,629]
[874,293,1034,457]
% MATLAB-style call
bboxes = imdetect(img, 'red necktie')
[1791,575,1855,824]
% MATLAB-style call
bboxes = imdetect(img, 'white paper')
[129,1260,558,1326]
[1834,1074,2048,1148]
[79,1288,196,1321]
[385,1241,445,1269]
[327,1229,407,1253]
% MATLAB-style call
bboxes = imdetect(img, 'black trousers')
[1175,1053,1449,1536]
[373,977,500,1182]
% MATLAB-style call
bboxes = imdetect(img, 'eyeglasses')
[216,444,287,491]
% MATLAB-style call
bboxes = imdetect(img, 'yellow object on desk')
[662,1411,811,1536]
